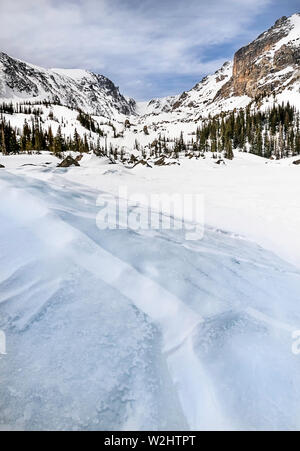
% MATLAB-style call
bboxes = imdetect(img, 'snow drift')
[1,167,300,430]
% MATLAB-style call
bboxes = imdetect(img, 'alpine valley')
[0,13,300,160]
[1,13,300,432]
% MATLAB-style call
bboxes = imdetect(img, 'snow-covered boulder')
[57,156,80,168]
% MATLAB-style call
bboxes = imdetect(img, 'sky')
[0,0,299,101]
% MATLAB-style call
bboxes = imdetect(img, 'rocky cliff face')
[140,13,300,124]
[0,52,136,118]
[216,14,300,101]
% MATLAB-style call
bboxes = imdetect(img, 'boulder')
[154,156,180,166]
[0,164,5,168]
[154,157,167,166]
[57,156,80,168]
[292,159,300,165]
[132,159,152,168]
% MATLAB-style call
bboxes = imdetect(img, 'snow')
[1,11,300,430]
[51,68,93,81]
[135,101,149,116]
[0,152,59,169]
[1,153,300,430]
[137,14,300,128]
[272,14,300,55]
[51,151,300,269]
[0,105,118,150]
[139,61,235,123]
[275,80,300,111]
[0,51,135,118]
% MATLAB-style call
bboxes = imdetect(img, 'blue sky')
[0,0,299,100]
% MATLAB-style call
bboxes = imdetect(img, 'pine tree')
[0,123,6,155]
[224,139,234,160]
[54,126,65,156]
[73,129,81,153]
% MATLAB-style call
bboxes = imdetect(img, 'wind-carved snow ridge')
[1,168,300,431]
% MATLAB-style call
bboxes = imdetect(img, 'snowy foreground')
[1,152,300,431]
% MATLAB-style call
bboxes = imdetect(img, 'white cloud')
[0,0,273,99]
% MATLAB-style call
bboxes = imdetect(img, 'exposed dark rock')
[154,156,167,166]
[154,156,179,166]
[293,159,300,165]
[274,16,288,27]
[129,154,138,164]
[132,159,152,168]
[0,164,5,168]
[57,156,80,168]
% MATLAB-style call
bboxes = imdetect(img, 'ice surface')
[1,162,300,430]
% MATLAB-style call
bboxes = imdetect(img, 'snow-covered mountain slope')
[0,52,136,118]
[140,13,300,125]
[216,14,300,103]
[1,156,300,430]
[1,13,300,151]
[139,61,239,122]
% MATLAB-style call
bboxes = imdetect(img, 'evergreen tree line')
[0,100,61,116]
[77,111,104,135]
[0,100,107,155]
[0,117,93,156]
[1,101,300,161]
[193,103,300,159]
[0,102,44,116]
[123,103,300,162]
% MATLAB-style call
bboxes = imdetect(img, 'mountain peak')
[213,12,300,103]
[139,12,300,124]
[0,51,136,118]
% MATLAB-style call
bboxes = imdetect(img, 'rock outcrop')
[57,156,80,168]
[216,14,300,100]
[140,14,300,124]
